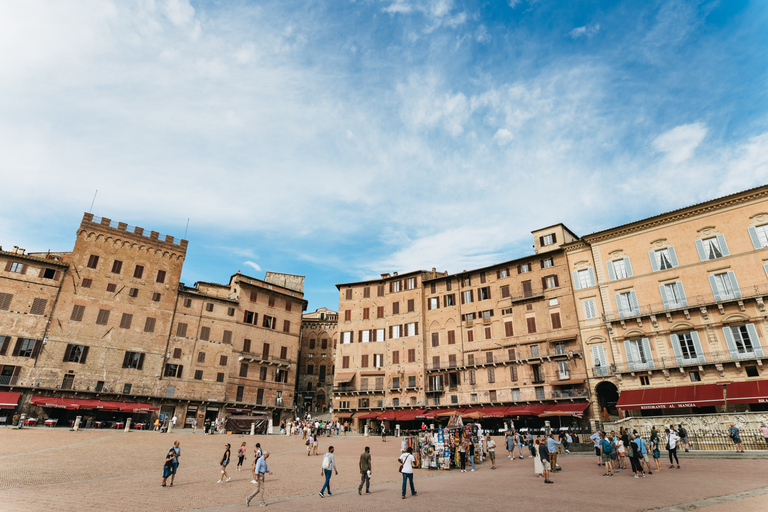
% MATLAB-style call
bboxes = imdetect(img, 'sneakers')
[319,493,324,498]
[226,477,231,482]
[412,492,417,496]
[545,480,553,484]
[642,473,646,477]
[471,469,475,472]
[565,450,570,453]
[648,471,653,475]
[402,495,406,499]
[634,475,639,478]
[358,488,362,495]
[246,498,250,507]
[217,480,222,483]
[251,480,257,484]
[677,465,681,469]
[668,465,675,469]
[366,491,371,494]
[519,456,524,459]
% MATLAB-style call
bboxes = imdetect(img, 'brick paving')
[1,428,767,512]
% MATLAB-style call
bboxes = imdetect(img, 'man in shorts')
[539,438,553,484]
[678,424,690,452]
[729,423,744,453]
[635,433,652,474]
[600,433,614,477]
[506,431,515,459]
[590,431,602,466]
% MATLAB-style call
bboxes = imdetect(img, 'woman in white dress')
[533,438,544,477]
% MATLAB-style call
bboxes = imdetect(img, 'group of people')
[590,424,688,480]
[504,429,577,460]
[294,418,349,437]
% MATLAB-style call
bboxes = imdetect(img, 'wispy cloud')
[653,122,708,163]
[568,23,601,39]
[244,261,262,272]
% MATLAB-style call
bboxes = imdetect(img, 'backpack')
[602,439,612,454]
[321,453,332,470]
[679,428,687,438]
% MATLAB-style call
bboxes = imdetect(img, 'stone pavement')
[1,427,767,512]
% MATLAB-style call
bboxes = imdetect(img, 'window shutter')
[667,246,678,267]
[3,261,11,271]
[541,277,547,289]
[629,291,639,314]
[695,240,706,261]
[717,234,730,256]
[415,322,419,335]
[427,299,431,310]
[122,352,130,368]
[553,275,559,287]
[669,334,683,364]
[63,344,73,362]
[722,327,739,359]
[728,271,741,298]
[624,257,633,277]
[540,260,545,269]
[138,353,145,370]
[764,263,768,279]
[31,339,42,358]
[748,227,762,249]
[676,282,688,307]
[708,275,721,301]
[389,326,393,339]
[746,323,764,357]
[588,268,596,286]
[517,265,522,274]
[659,284,669,310]
[539,236,545,246]
[624,340,635,371]
[177,365,183,379]
[648,251,659,272]
[496,270,500,279]
[80,346,89,364]
[0,336,9,355]
[606,261,616,281]
[641,338,655,368]
[615,294,624,318]
[572,271,580,290]
[20,264,28,275]
[461,292,465,304]
[690,331,705,364]
[470,290,474,302]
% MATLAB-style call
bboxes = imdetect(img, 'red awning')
[504,405,548,417]
[31,396,81,410]
[539,402,590,417]
[423,408,466,419]
[463,406,510,418]
[227,407,252,413]
[395,409,427,421]
[119,403,158,413]
[356,412,379,420]
[0,392,21,409]
[726,380,768,405]
[616,384,724,410]
[378,411,396,421]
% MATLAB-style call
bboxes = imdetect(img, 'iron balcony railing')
[509,287,547,303]
[425,349,582,372]
[602,283,768,323]
[595,349,765,376]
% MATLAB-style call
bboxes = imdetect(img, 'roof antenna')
[184,218,190,239]
[89,190,98,213]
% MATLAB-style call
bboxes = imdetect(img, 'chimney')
[13,246,19,254]
[381,273,390,278]
[19,248,25,255]
[393,272,398,276]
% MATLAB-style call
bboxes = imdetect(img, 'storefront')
[0,391,21,423]
[29,396,159,428]
[616,383,725,414]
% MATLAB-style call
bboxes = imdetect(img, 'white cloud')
[163,0,195,26]
[653,122,708,163]
[493,128,514,146]
[244,261,262,272]
[568,23,600,39]
[507,0,522,8]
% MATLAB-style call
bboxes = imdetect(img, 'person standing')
[468,440,476,471]
[237,442,247,471]
[154,418,160,431]
[358,446,372,495]
[204,419,211,435]
[527,432,535,457]
[169,441,181,486]
[564,431,572,453]
[319,446,338,498]
[546,434,561,472]
[666,428,681,468]
[486,434,497,470]
[218,443,231,483]
[245,451,273,507]
[533,438,544,478]
[590,431,602,466]
[760,424,768,446]
[399,446,417,498]
[678,424,690,452]
[506,431,515,459]
[192,418,198,434]
[729,423,744,453]
[652,436,662,472]
[629,435,644,478]
[458,440,467,472]
[171,415,177,430]
[313,434,319,456]
[161,447,175,487]
[381,422,387,442]
[538,437,553,484]
[307,434,314,456]
[636,434,652,474]
[600,433,614,477]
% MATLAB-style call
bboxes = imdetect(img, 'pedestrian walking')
[171,415,177,430]
[399,446,417,498]
[358,446,372,495]
[161,447,175,487]
[245,451,273,507]
[307,434,314,456]
[319,446,338,498]
[313,433,319,455]
[458,439,467,472]
[381,423,387,442]
[565,432,572,453]
[204,419,211,435]
[192,419,198,434]
[169,440,181,486]
[468,440,476,471]
[728,423,745,452]
[251,443,264,484]
[154,418,160,431]
[533,438,544,478]
[506,431,515,459]
[666,428,681,468]
[237,442,247,471]
[218,443,231,483]
[652,436,661,471]
[538,438,553,484]
[486,434,497,470]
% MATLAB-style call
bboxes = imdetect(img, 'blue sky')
[1,0,767,312]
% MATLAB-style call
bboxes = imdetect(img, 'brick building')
[0,213,306,427]
[296,307,338,414]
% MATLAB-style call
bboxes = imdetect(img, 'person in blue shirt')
[546,434,562,471]
[246,451,273,507]
[590,431,603,466]
[634,434,653,475]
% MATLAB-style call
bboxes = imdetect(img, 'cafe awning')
[119,402,158,413]
[356,412,379,419]
[333,412,355,419]
[504,405,549,417]
[726,380,768,405]
[378,411,397,421]
[333,372,356,384]
[0,392,22,409]
[395,409,427,421]
[463,406,510,418]
[539,402,590,417]
[30,396,158,413]
[616,384,724,410]
[227,407,252,413]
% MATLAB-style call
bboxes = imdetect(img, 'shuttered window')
[377,306,384,318]
[200,326,210,340]
[119,313,133,329]
[197,352,206,363]
[111,260,123,274]
[106,283,117,292]
[223,330,232,344]
[173,348,182,358]
[392,350,399,364]
[29,298,46,316]
[219,355,228,366]
[0,293,12,311]
[176,323,188,337]
[448,330,456,345]
[363,287,370,298]
[393,302,399,314]
[81,278,92,288]
[95,309,110,325]
[551,312,562,329]
[144,317,156,333]
[70,304,85,322]
[467,330,474,342]
[133,265,144,278]
[156,270,166,283]
[243,339,251,352]
[87,255,99,268]
[280,346,288,359]
[345,289,352,300]
[408,349,416,362]
[407,299,414,312]
[504,321,513,337]
[431,332,439,347]
[526,317,536,333]
[510,366,518,381]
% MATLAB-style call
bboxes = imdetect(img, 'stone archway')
[595,381,620,416]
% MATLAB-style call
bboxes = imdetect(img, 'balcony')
[241,354,293,368]
[550,388,589,399]
[425,348,582,373]
[331,385,384,395]
[508,287,546,304]
[602,283,768,323]
[606,349,765,375]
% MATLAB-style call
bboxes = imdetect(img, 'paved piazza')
[1,428,768,512]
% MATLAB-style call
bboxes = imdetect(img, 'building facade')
[566,186,768,425]
[296,307,338,414]
[0,213,306,426]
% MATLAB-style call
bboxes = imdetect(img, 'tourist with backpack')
[629,434,644,477]
[236,442,247,471]
[318,446,338,498]
[678,424,690,452]
[600,432,614,477]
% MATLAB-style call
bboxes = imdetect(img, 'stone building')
[296,307,338,414]
[565,185,768,428]
[0,213,306,427]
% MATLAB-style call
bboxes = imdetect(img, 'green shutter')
[624,340,634,371]
[709,275,721,301]
[641,338,655,369]
[629,290,640,315]
[588,268,596,286]
[728,271,741,299]
[676,281,688,307]
[606,261,616,281]
[572,271,580,290]
[668,246,679,267]
[624,257,633,277]
[615,294,624,318]
[717,234,730,256]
